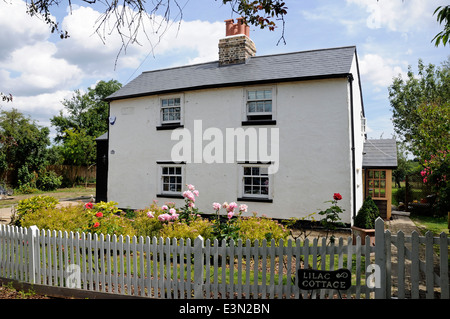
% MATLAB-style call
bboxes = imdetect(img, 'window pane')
[255,101,263,112]
[252,167,259,175]
[252,186,260,194]
[264,101,272,112]
[176,167,181,175]
[162,99,168,107]
[244,186,252,194]
[248,102,256,113]
[374,171,379,179]
[256,90,264,99]
[248,91,256,100]
[264,90,272,99]
[244,167,251,175]
[261,186,269,194]
[380,171,386,179]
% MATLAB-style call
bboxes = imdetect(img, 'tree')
[389,58,450,214]
[432,5,450,47]
[51,79,121,144]
[0,109,50,187]
[388,58,450,152]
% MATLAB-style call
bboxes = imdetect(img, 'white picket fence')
[0,218,448,299]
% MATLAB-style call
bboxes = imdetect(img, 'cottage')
[103,18,373,225]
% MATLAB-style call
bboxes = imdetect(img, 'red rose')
[95,212,103,218]
[85,202,93,209]
[93,222,100,228]
[333,193,342,201]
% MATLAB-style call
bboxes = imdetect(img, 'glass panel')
[248,102,256,113]
[380,180,386,188]
[244,177,252,185]
[257,101,264,112]
[252,186,260,194]
[264,101,272,112]
[374,171,379,179]
[244,167,251,175]
[261,186,269,194]
[252,167,259,175]
[162,167,168,175]
[248,91,256,100]
[380,171,386,179]
[256,90,264,99]
[264,90,272,99]
[374,180,379,188]
[380,188,386,198]
[163,183,169,191]
[368,170,374,178]
[244,186,252,194]
[374,189,379,197]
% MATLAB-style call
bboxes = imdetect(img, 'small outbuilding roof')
[363,139,398,169]
[106,46,358,101]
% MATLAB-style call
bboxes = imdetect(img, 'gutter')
[348,74,357,222]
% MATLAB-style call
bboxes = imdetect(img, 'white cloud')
[0,42,82,96]
[0,0,50,58]
[347,0,446,32]
[359,53,407,90]
[56,6,224,75]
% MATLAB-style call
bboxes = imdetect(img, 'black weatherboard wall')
[96,133,108,203]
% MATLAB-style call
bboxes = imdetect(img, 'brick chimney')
[218,18,256,66]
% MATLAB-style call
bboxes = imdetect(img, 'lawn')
[410,214,449,236]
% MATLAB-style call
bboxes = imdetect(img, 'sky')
[0,0,448,142]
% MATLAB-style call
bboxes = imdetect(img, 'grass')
[0,186,95,209]
[410,214,449,236]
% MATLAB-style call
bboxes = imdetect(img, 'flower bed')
[16,185,290,244]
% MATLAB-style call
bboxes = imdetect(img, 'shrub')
[132,205,166,238]
[83,201,135,237]
[160,219,214,241]
[14,195,59,226]
[36,170,62,191]
[238,213,289,245]
[354,196,380,229]
[20,203,90,233]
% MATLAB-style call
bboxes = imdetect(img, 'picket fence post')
[374,217,386,299]
[27,225,39,284]
[194,235,204,299]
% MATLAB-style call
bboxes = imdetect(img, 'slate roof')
[363,139,398,169]
[106,46,357,101]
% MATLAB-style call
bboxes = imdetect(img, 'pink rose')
[227,211,234,219]
[228,202,237,212]
[193,190,199,197]
[161,205,168,210]
[239,204,248,212]
[212,202,221,210]
[187,184,195,191]
[158,213,171,222]
[147,211,155,218]
[169,208,177,215]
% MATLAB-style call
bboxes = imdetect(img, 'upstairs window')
[246,89,273,121]
[161,97,181,124]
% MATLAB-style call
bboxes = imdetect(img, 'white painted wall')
[108,55,364,224]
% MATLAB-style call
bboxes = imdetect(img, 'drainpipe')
[348,74,357,222]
